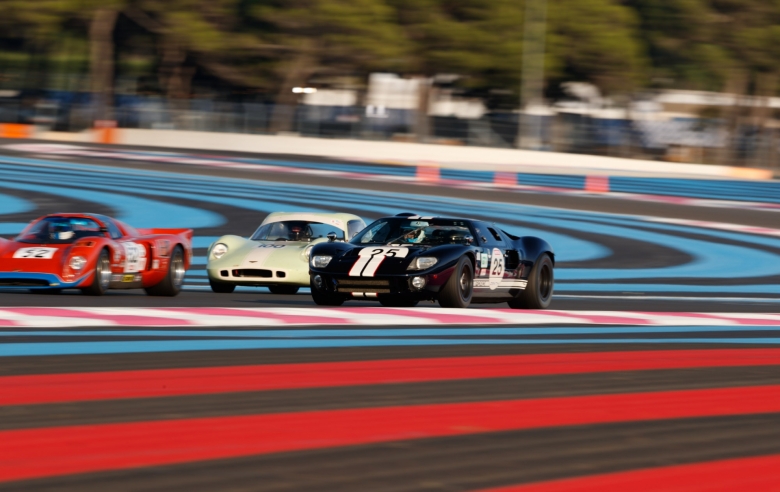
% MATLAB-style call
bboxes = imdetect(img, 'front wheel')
[145,245,185,297]
[81,249,111,296]
[438,256,473,308]
[310,276,346,306]
[269,285,300,295]
[508,254,553,309]
[210,279,236,293]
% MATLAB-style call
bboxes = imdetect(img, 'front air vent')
[232,269,272,278]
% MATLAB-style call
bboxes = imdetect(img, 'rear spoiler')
[137,228,194,244]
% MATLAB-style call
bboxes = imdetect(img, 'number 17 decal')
[349,247,409,277]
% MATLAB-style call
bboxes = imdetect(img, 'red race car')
[0,213,193,296]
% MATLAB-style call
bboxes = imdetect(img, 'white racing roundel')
[122,242,148,273]
[488,247,505,290]
[349,247,409,277]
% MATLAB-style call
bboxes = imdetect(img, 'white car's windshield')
[251,221,344,242]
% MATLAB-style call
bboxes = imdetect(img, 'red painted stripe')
[4,349,780,406]
[1,385,780,483]
[4,308,190,326]
[477,454,780,492]
[337,306,502,324]
[159,307,348,325]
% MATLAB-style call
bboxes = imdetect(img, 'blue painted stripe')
[555,283,780,294]
[2,337,779,356]
[4,325,780,338]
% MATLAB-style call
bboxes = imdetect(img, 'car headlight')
[211,243,228,259]
[312,255,332,268]
[69,256,87,271]
[304,245,314,260]
[407,257,438,270]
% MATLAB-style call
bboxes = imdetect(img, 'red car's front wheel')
[81,249,111,296]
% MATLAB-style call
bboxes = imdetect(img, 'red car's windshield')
[16,217,105,244]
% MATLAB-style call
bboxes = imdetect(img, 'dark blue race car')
[308,214,554,308]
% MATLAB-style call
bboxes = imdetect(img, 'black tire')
[508,254,554,309]
[310,276,346,306]
[81,249,111,296]
[145,245,185,297]
[378,295,419,307]
[269,285,300,295]
[209,279,236,293]
[438,256,473,308]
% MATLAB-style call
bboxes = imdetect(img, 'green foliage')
[2,0,780,100]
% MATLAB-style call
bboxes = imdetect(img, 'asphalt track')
[1,142,780,491]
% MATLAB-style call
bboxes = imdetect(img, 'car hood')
[0,241,71,272]
[212,238,327,269]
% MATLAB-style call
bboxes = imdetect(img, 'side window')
[487,228,504,243]
[476,223,504,246]
[105,220,123,239]
[347,219,366,239]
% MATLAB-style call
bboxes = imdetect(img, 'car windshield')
[351,218,473,246]
[16,217,105,244]
[250,220,345,242]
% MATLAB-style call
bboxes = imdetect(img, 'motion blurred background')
[0,0,779,168]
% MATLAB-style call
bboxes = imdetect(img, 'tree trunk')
[269,50,315,134]
[719,70,747,166]
[89,8,119,122]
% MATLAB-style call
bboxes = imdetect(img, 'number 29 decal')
[349,247,409,277]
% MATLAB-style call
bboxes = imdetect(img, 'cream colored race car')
[207,212,366,294]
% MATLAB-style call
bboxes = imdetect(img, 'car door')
[471,222,512,298]
[106,219,148,279]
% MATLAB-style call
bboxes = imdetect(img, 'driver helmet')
[51,221,74,240]
[403,228,426,244]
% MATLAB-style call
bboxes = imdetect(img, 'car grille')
[0,278,50,287]
[232,269,272,278]
[336,278,392,293]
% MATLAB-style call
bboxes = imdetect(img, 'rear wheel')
[145,246,185,297]
[508,254,553,309]
[209,279,236,293]
[378,295,419,307]
[269,285,300,295]
[310,276,346,306]
[438,256,473,308]
[81,249,111,296]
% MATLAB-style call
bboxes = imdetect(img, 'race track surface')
[1,144,779,491]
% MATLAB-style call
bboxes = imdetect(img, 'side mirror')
[327,232,338,242]
[463,235,474,245]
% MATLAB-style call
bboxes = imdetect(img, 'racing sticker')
[122,242,147,273]
[13,247,57,259]
[488,247,504,290]
[480,252,488,269]
[349,247,409,277]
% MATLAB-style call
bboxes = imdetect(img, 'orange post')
[0,124,31,139]
[94,120,118,144]
[493,172,517,188]
[416,162,440,183]
[584,175,610,193]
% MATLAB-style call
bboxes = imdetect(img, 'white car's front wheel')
[209,279,236,293]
